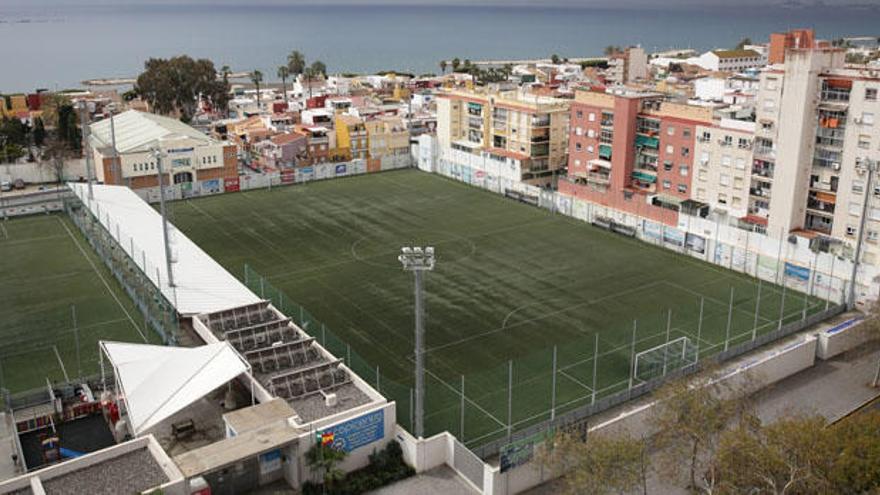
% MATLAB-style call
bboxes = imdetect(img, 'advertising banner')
[686,233,706,254]
[318,409,384,453]
[224,177,240,192]
[335,163,348,176]
[281,171,296,184]
[663,226,685,247]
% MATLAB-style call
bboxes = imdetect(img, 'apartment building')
[693,118,756,219]
[336,114,369,160]
[562,88,714,225]
[436,88,570,187]
[364,116,409,158]
[696,49,765,73]
[88,110,237,190]
[750,47,880,265]
[606,46,648,85]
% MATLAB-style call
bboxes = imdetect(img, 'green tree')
[287,50,307,79]
[135,55,229,122]
[604,45,622,56]
[32,118,46,147]
[310,60,327,78]
[736,37,754,50]
[650,373,753,493]
[829,411,880,493]
[539,430,649,495]
[250,70,264,110]
[439,60,447,74]
[277,65,290,101]
[451,57,461,72]
[56,103,81,152]
[306,443,347,489]
[551,53,561,64]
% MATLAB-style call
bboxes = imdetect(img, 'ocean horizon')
[0,3,878,92]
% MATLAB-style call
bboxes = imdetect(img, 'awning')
[599,144,612,159]
[635,135,659,149]
[588,158,612,169]
[632,171,657,183]
[816,192,837,204]
[101,341,250,435]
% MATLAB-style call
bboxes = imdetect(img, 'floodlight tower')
[398,246,435,438]
[151,146,176,288]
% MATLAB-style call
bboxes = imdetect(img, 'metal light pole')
[152,146,176,288]
[398,246,436,438]
[848,158,877,309]
[78,101,94,200]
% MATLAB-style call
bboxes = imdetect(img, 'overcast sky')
[5,0,880,8]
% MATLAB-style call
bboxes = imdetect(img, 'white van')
[0,181,11,192]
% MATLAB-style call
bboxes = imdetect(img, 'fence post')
[662,310,671,376]
[346,344,351,367]
[724,287,734,352]
[628,320,637,390]
[71,305,81,380]
[460,374,465,440]
[244,263,249,286]
[550,346,557,421]
[260,277,265,299]
[696,297,704,362]
[778,281,787,331]
[410,387,414,431]
[321,324,326,346]
[591,333,599,405]
[376,366,380,390]
[752,280,762,341]
[507,360,513,441]
[826,255,835,310]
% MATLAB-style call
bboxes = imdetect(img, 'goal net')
[632,336,698,383]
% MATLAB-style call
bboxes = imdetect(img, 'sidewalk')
[369,466,479,495]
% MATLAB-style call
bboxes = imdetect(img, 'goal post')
[632,336,698,384]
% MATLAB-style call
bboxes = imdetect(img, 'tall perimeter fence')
[243,264,845,460]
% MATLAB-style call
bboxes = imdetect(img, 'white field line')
[558,369,594,394]
[663,280,775,324]
[0,221,7,240]
[53,345,69,382]
[57,217,148,343]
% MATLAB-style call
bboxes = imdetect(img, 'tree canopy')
[135,55,229,122]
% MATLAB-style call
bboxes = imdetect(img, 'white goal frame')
[632,336,697,384]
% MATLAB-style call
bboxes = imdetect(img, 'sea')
[0,3,878,93]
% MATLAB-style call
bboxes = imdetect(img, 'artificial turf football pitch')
[166,168,827,445]
[0,214,157,394]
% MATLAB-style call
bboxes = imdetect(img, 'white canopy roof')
[101,341,250,435]
[89,110,215,154]
[69,183,261,315]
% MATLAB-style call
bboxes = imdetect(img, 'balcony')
[530,143,550,157]
[586,171,611,184]
[634,134,659,150]
[531,115,551,127]
[468,116,483,129]
[754,146,775,160]
[805,214,833,235]
[806,197,836,216]
[820,88,850,104]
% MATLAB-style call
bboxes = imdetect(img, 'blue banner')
[335,164,348,176]
[320,409,384,453]
[663,226,685,247]
[784,262,810,282]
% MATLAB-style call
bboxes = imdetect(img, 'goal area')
[632,336,698,383]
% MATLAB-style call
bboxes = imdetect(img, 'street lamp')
[849,157,878,308]
[151,146,176,288]
[398,246,435,438]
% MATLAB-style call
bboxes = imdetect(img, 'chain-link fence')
[243,264,844,458]
[64,191,178,345]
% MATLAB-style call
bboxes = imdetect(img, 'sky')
[4,0,880,8]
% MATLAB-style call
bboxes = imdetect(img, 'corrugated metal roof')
[89,110,216,154]
[69,183,261,315]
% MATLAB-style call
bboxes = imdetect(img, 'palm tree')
[277,66,290,101]
[287,50,306,77]
[303,61,326,99]
[440,60,447,74]
[451,57,461,72]
[250,70,264,111]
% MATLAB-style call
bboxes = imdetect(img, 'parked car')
[0,181,10,192]
[13,179,25,190]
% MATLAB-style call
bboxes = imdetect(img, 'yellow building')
[335,114,368,161]
[436,88,570,186]
[365,116,409,159]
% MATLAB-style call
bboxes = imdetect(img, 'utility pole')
[109,108,120,183]
[78,101,94,200]
[398,246,436,438]
[849,158,877,308]
[152,146,176,288]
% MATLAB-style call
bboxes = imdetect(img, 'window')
[732,197,742,207]
[667,126,675,136]
[587,145,594,153]
[664,161,673,171]
[853,180,865,194]
[666,144,674,154]
[869,230,879,242]
[698,171,708,182]
[720,173,730,186]
[677,184,687,193]
[575,127,583,136]
[576,110,584,119]
[683,128,691,138]
[866,88,877,101]
[763,99,776,111]
[718,193,728,205]
[761,121,773,131]
[722,135,733,147]
[846,225,857,236]
[858,135,871,149]
[735,157,745,170]
[697,188,706,200]
[850,202,862,216]
[587,129,596,138]
[663,180,671,190]
[722,155,732,167]
[874,184,880,197]
[872,208,880,221]
[574,159,581,167]
[681,147,690,157]
[700,151,710,165]
[588,112,596,122]
[738,138,751,149]
[734,177,744,189]
[862,112,875,126]
[680,165,689,176]
[766,78,778,91]
[575,142,582,152]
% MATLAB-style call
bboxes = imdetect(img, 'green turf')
[0,214,159,394]
[167,169,827,445]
